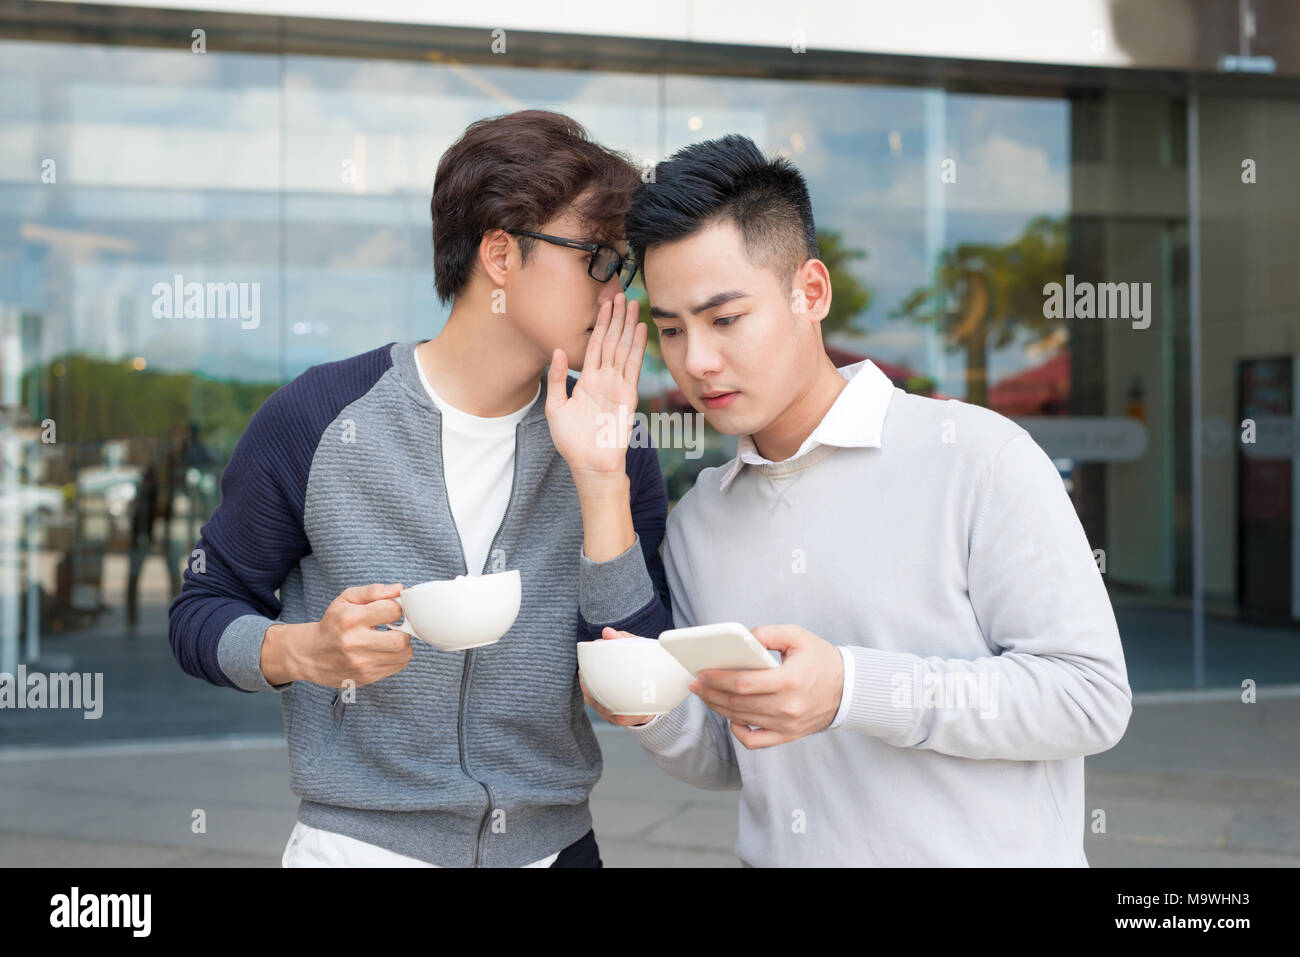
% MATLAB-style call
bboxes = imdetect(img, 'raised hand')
[545,292,647,481]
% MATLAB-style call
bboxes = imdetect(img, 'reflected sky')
[1,39,1068,395]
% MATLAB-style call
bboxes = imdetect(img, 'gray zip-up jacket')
[168,340,673,865]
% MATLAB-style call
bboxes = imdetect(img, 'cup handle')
[387,593,417,638]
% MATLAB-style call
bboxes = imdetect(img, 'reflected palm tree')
[891,215,1067,407]
[816,230,873,338]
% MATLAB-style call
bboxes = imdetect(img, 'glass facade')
[1,11,1297,746]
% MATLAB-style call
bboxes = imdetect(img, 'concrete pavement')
[1,694,1297,867]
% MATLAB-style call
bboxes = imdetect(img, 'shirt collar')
[717,359,896,492]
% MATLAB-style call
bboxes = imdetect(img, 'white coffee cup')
[577,636,694,715]
[386,569,521,651]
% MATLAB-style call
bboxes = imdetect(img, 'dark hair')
[625,135,818,287]
[430,110,641,304]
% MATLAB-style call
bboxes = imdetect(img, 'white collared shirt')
[717,359,895,493]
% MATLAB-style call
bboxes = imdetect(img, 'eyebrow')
[649,290,752,320]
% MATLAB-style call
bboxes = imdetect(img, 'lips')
[700,391,738,409]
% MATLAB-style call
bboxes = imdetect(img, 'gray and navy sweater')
[167,340,673,866]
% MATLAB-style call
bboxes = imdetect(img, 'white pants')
[280,821,559,867]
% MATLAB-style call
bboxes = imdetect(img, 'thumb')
[749,625,802,652]
[545,349,568,415]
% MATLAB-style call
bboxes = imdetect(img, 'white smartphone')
[657,622,780,677]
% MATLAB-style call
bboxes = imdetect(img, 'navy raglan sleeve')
[166,385,312,692]
[167,343,394,692]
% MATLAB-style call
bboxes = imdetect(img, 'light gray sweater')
[629,360,1132,866]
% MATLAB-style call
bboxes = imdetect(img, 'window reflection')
[0,31,1297,747]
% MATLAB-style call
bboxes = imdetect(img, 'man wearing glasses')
[169,110,670,867]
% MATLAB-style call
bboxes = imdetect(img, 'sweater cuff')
[626,695,690,750]
[838,645,922,738]
[578,533,654,625]
[217,613,293,693]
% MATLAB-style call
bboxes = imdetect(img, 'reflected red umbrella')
[988,351,1071,416]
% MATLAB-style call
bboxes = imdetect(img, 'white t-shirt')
[281,350,554,869]
[414,346,539,577]
[282,820,561,868]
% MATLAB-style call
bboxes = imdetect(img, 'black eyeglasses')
[507,229,638,290]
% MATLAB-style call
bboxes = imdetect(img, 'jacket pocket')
[300,689,347,771]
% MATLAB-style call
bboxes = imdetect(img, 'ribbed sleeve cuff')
[838,645,922,737]
[217,613,293,693]
[578,533,655,624]
[626,696,690,750]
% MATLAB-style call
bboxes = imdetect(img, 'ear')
[478,228,512,288]
[791,258,832,325]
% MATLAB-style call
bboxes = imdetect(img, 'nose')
[682,329,724,383]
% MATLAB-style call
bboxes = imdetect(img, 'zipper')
[319,691,346,759]
[445,413,526,868]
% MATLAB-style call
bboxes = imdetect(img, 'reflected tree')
[816,230,872,338]
[891,215,1067,406]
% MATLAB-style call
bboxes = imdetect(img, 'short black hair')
[625,135,818,288]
